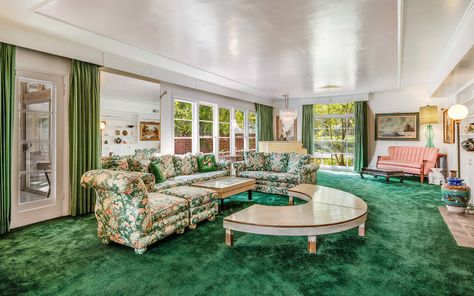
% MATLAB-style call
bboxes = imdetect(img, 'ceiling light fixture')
[279,93,297,132]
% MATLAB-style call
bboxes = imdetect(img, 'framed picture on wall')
[375,112,419,140]
[140,121,160,141]
[443,109,455,144]
[276,116,297,141]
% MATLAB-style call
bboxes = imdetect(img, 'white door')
[11,71,66,227]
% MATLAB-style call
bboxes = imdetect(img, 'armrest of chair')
[378,155,391,161]
[290,163,319,184]
[216,160,232,174]
[232,161,248,173]
[129,172,156,192]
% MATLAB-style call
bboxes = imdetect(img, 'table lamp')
[419,105,439,148]
[448,104,469,177]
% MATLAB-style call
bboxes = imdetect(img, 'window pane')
[174,120,192,137]
[249,137,256,150]
[20,81,52,112]
[19,172,50,203]
[219,108,230,122]
[218,138,230,156]
[20,112,51,142]
[174,138,192,154]
[174,101,192,120]
[21,142,51,172]
[199,105,213,121]
[248,112,256,136]
[200,138,213,153]
[219,123,230,137]
[199,121,213,137]
[235,110,244,134]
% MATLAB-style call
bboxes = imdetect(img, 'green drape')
[302,105,314,154]
[255,103,274,142]
[0,43,15,235]
[354,101,368,172]
[69,60,100,216]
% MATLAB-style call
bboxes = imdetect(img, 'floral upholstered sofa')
[233,152,319,195]
[81,169,218,254]
[101,153,231,191]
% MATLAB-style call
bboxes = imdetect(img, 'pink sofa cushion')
[378,146,439,175]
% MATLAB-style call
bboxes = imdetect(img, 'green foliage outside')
[313,103,355,167]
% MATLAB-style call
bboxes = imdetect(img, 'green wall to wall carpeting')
[1,171,473,296]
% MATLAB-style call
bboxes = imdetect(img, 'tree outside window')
[219,107,231,157]
[235,110,245,155]
[174,100,193,154]
[313,103,355,167]
[199,104,214,153]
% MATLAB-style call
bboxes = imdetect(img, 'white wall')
[368,85,456,168]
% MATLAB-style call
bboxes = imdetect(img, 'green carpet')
[1,171,473,296]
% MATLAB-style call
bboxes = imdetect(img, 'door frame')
[11,70,69,228]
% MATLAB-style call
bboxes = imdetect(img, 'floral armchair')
[81,170,189,254]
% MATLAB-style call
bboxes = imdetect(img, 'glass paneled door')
[12,71,66,228]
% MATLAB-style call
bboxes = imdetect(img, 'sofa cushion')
[160,186,217,208]
[152,154,176,178]
[134,148,160,159]
[148,193,188,221]
[244,151,266,171]
[236,171,299,183]
[173,154,196,175]
[154,178,189,192]
[150,162,167,183]
[287,153,311,173]
[265,152,289,172]
[173,171,228,184]
[197,154,217,172]
[377,159,422,169]
[127,157,150,173]
[101,156,128,171]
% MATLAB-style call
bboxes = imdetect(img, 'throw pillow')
[287,153,311,173]
[197,154,217,172]
[173,154,195,175]
[127,157,150,173]
[244,151,266,171]
[265,152,289,172]
[150,162,167,183]
[151,154,176,178]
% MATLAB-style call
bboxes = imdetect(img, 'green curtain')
[255,103,274,142]
[302,104,314,154]
[354,101,368,172]
[0,43,15,235]
[69,60,100,216]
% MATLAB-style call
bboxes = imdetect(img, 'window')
[218,107,231,157]
[313,103,355,168]
[248,111,256,151]
[174,100,193,154]
[234,110,245,155]
[199,104,214,153]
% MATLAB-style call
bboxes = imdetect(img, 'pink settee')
[376,146,439,183]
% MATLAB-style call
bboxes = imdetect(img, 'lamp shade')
[100,121,107,130]
[447,104,469,121]
[419,105,439,124]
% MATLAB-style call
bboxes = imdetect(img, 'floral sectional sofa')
[233,152,319,195]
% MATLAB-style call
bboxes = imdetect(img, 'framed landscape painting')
[375,112,419,140]
[140,121,160,141]
[443,109,455,143]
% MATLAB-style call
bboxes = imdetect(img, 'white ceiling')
[100,71,161,103]
[0,0,472,101]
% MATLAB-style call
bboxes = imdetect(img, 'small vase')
[441,178,471,213]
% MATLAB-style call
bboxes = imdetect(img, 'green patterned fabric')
[302,104,314,154]
[244,151,266,171]
[151,154,176,178]
[69,60,101,216]
[101,156,129,171]
[150,162,167,183]
[354,101,368,172]
[173,154,196,175]
[255,103,274,142]
[134,148,159,159]
[197,154,217,172]
[126,157,150,173]
[80,170,189,254]
[265,152,289,172]
[0,43,15,235]
[287,153,311,173]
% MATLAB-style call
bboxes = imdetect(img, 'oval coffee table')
[223,184,367,253]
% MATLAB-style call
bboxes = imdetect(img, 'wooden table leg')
[220,199,224,212]
[248,190,252,201]
[225,229,233,246]
[358,222,365,236]
[288,196,294,206]
[308,236,317,253]
[386,176,390,184]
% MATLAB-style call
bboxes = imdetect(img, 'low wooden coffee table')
[192,177,256,210]
[360,167,404,184]
[224,184,367,253]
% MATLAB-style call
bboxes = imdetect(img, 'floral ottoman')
[160,186,218,229]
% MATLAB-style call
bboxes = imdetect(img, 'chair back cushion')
[127,157,151,173]
[151,154,176,177]
[287,153,311,173]
[197,154,218,172]
[265,152,289,172]
[388,146,439,163]
[101,156,129,171]
[173,154,197,175]
[244,151,266,171]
